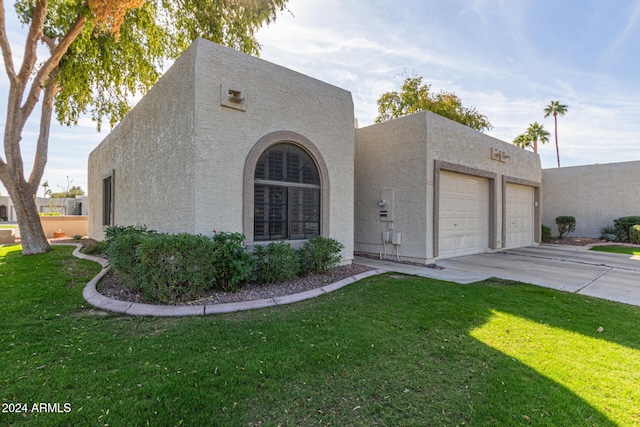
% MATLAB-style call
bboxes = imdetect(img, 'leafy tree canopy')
[1,0,288,254]
[13,0,288,130]
[375,76,492,132]
[50,185,85,198]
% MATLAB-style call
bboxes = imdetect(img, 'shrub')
[136,233,218,303]
[630,225,640,245]
[556,216,576,239]
[211,232,255,291]
[104,224,155,244]
[83,240,108,255]
[39,211,61,216]
[541,225,552,241]
[105,229,153,288]
[600,225,618,242]
[299,236,344,275]
[613,216,640,243]
[254,241,299,284]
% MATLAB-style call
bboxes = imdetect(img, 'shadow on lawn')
[2,247,637,426]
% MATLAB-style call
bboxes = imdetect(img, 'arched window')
[254,143,321,241]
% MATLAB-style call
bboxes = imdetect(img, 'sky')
[2,0,640,197]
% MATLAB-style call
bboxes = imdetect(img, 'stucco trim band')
[433,160,498,258]
[502,176,541,246]
[243,130,331,244]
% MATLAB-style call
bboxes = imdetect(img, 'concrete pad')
[354,257,490,284]
[438,252,611,292]
[579,269,640,306]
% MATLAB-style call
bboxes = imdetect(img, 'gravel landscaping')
[98,263,374,306]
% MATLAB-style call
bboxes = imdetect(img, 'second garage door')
[439,171,489,259]
[505,183,534,249]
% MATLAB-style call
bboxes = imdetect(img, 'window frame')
[253,143,322,242]
[243,131,331,245]
[102,172,114,227]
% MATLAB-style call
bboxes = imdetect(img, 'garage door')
[439,171,489,259]
[505,183,534,249]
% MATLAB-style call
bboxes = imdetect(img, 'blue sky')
[2,0,640,196]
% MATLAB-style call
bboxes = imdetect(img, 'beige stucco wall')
[88,40,198,240]
[89,39,354,262]
[190,40,354,262]
[355,111,541,262]
[354,113,429,260]
[41,216,88,238]
[542,161,640,238]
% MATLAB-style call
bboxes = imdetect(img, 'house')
[542,161,640,238]
[90,38,633,264]
[0,195,87,222]
[88,38,355,262]
[354,111,541,262]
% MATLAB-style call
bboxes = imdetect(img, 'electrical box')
[382,232,391,243]
[379,189,394,222]
[392,232,402,245]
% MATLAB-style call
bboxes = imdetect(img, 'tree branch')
[16,0,48,84]
[0,1,17,83]
[28,67,59,193]
[20,10,87,126]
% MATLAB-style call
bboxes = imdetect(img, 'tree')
[375,76,493,132]
[51,186,85,199]
[0,0,288,255]
[513,132,533,150]
[525,122,550,154]
[544,100,568,168]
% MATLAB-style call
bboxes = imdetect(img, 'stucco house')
[542,161,640,238]
[88,38,355,262]
[354,111,541,262]
[90,38,634,264]
[0,195,87,221]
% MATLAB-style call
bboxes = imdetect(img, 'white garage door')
[439,171,489,259]
[505,183,534,249]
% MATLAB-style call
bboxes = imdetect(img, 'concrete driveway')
[356,244,640,307]
[436,245,640,306]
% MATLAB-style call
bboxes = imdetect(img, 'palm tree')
[513,133,533,150]
[544,100,568,168]
[526,122,550,154]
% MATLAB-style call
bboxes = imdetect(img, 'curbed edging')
[60,243,387,317]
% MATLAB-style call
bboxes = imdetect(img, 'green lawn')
[2,245,640,426]
[590,245,640,256]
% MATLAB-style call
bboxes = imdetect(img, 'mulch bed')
[97,263,375,306]
[543,237,608,246]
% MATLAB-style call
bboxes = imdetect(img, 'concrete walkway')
[356,244,640,307]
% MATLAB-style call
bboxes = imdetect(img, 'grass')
[0,225,18,228]
[590,245,640,256]
[2,245,640,426]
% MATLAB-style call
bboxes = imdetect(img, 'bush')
[83,240,108,255]
[556,216,576,239]
[39,211,61,216]
[105,228,154,288]
[254,241,299,284]
[630,225,640,245]
[600,225,618,242]
[613,216,640,243]
[299,236,344,275]
[541,225,552,241]
[211,232,255,291]
[136,233,218,303]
